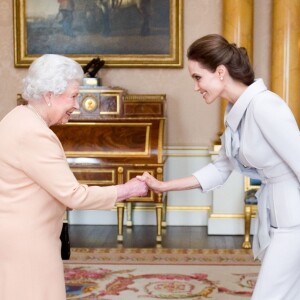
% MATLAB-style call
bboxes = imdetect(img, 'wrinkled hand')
[126,178,148,196]
[116,178,148,202]
[136,172,164,193]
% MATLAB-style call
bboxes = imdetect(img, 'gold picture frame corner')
[13,0,183,68]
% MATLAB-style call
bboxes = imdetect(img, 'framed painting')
[14,0,183,68]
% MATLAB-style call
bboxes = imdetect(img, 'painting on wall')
[14,0,183,68]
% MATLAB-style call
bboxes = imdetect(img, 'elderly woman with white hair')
[0,54,148,300]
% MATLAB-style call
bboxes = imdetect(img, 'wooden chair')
[242,177,261,249]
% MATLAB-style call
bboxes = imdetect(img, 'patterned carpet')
[64,248,261,300]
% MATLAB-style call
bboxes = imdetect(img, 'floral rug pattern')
[64,248,260,300]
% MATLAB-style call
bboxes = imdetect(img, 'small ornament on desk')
[82,57,105,86]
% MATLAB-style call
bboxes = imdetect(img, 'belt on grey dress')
[252,171,296,260]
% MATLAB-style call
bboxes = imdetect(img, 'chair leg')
[156,203,163,243]
[126,202,133,227]
[117,203,125,242]
[242,205,252,249]
[162,192,167,228]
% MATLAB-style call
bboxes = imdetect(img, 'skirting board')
[68,208,209,226]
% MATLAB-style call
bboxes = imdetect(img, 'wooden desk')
[51,86,167,242]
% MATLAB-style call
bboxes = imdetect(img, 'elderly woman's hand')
[116,178,148,202]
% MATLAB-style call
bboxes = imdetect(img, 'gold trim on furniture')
[70,168,116,185]
[124,94,167,102]
[99,93,120,115]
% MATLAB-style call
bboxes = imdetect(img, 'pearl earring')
[220,76,224,81]
[47,102,51,107]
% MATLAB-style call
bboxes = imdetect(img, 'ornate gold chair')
[242,177,261,249]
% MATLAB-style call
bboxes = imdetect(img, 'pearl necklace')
[26,104,49,127]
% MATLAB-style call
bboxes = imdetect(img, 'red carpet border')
[68,248,260,266]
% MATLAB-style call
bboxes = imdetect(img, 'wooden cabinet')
[51,86,167,242]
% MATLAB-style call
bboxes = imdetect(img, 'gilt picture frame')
[14,0,183,68]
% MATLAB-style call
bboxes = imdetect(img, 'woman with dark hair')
[138,34,300,299]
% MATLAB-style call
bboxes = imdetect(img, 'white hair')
[22,54,84,101]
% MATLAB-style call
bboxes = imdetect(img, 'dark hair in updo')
[187,34,255,86]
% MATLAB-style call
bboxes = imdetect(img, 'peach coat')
[0,105,117,300]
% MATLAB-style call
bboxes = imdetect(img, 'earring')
[220,76,224,81]
[47,102,51,107]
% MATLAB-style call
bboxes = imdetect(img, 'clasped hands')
[116,172,163,203]
[136,172,164,193]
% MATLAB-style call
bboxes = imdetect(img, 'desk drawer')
[70,166,118,186]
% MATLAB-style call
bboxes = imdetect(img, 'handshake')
[115,172,163,203]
